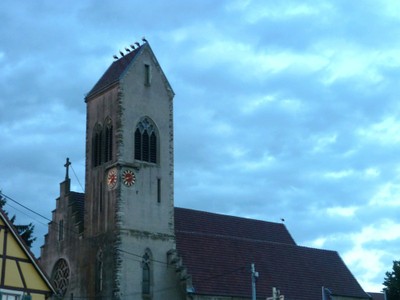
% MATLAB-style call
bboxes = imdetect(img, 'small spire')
[64,157,71,180]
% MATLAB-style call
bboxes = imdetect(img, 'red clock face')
[122,169,136,187]
[107,168,118,189]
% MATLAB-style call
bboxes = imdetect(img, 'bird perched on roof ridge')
[142,37,148,43]
[113,55,118,60]
[135,42,140,47]
[119,50,125,57]
[125,47,131,52]
[130,44,135,50]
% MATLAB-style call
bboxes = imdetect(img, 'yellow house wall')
[6,231,27,259]
[19,262,50,290]
[31,293,47,300]
[0,216,53,297]
[4,259,24,287]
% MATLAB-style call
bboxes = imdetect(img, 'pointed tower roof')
[85,42,174,101]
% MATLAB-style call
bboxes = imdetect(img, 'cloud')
[1,0,400,293]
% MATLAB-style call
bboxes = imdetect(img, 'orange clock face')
[122,169,135,187]
[107,168,118,189]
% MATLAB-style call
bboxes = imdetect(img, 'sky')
[0,0,399,293]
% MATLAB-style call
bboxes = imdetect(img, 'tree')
[0,193,37,248]
[383,260,400,300]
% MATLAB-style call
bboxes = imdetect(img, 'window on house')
[144,64,151,86]
[0,289,24,300]
[134,118,158,164]
[142,252,151,296]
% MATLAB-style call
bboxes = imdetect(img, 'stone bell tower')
[83,41,177,299]
[40,41,179,299]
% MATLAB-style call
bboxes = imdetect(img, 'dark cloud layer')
[1,0,399,292]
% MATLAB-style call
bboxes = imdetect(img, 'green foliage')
[383,260,400,300]
[0,193,36,248]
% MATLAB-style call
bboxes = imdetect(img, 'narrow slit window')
[144,64,151,86]
[157,178,161,203]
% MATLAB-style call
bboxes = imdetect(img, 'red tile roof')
[175,208,370,300]
[85,45,143,99]
[368,292,385,300]
[175,207,296,245]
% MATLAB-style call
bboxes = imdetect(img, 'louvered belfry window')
[134,117,157,164]
[92,118,113,167]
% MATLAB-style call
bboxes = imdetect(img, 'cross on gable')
[64,157,71,180]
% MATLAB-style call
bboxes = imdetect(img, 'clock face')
[107,168,118,190]
[122,169,136,187]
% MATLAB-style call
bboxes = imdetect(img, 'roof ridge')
[176,229,339,253]
[85,44,145,100]
[175,206,282,225]
[175,229,293,245]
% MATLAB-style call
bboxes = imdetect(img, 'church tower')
[83,42,177,299]
[40,42,180,299]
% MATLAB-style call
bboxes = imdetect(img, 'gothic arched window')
[142,251,152,296]
[92,118,113,167]
[93,123,103,167]
[134,117,158,164]
[52,258,70,297]
[104,118,113,163]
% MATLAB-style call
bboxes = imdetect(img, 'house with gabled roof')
[0,209,55,299]
[39,40,372,300]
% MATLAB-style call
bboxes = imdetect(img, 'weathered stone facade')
[40,42,181,299]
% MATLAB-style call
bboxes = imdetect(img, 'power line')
[0,191,52,223]
[71,163,84,192]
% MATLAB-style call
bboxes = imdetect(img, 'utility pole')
[251,263,259,300]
